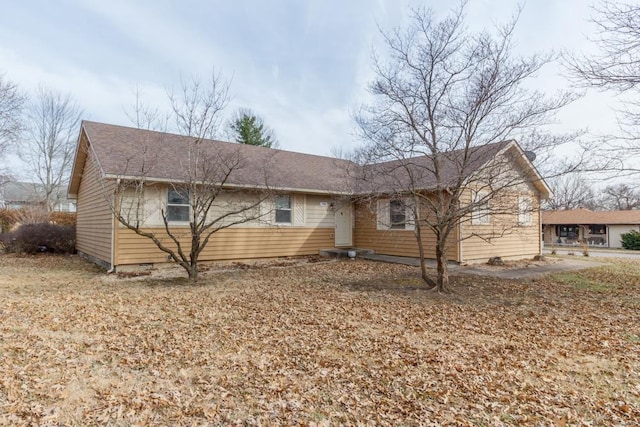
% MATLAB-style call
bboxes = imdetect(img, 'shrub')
[621,230,640,250]
[1,223,75,254]
[50,212,76,226]
[0,207,50,232]
[0,209,19,233]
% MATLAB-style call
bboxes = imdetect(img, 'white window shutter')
[377,199,390,230]
[405,198,415,231]
[293,195,305,226]
[259,198,274,225]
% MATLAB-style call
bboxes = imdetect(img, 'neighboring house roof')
[542,209,640,225]
[69,121,550,198]
[1,181,46,204]
[0,181,75,210]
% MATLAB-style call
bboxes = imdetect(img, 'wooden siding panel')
[461,192,542,262]
[75,140,113,265]
[115,227,333,265]
[353,200,457,260]
[305,195,333,228]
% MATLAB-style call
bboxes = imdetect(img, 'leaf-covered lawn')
[0,255,638,425]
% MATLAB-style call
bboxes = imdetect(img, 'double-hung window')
[275,195,292,224]
[518,196,532,226]
[390,200,407,229]
[167,188,190,222]
[472,190,490,225]
[377,198,414,230]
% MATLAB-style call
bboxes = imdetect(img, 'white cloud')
[0,0,627,164]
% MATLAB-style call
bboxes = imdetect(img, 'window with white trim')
[471,190,490,225]
[389,200,406,229]
[167,188,190,222]
[275,195,292,224]
[518,196,532,226]
[377,198,415,230]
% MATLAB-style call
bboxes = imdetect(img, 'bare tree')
[0,73,26,173]
[168,70,230,139]
[601,183,640,210]
[565,0,640,172]
[355,3,574,292]
[21,86,82,212]
[543,173,598,210]
[124,84,169,131]
[112,71,271,281]
[565,1,640,93]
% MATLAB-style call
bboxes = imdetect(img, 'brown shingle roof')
[73,121,546,197]
[542,209,640,225]
[357,140,515,193]
[81,121,356,194]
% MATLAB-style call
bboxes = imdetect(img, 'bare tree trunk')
[435,241,450,293]
[414,220,437,288]
[190,232,199,282]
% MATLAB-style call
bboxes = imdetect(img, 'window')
[377,198,414,230]
[518,196,532,226]
[589,224,605,235]
[472,190,490,225]
[275,195,292,224]
[557,225,578,239]
[167,188,190,222]
[390,200,406,229]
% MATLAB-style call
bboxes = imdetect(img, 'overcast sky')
[0,0,620,161]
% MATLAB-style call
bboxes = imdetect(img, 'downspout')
[107,178,119,273]
[458,218,463,264]
[107,218,116,273]
[539,196,544,254]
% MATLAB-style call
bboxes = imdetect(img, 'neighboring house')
[0,181,77,212]
[542,208,640,248]
[68,121,551,271]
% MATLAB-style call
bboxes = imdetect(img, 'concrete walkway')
[543,248,640,259]
[360,253,602,279]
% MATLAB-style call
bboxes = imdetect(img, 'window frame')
[274,194,292,225]
[471,190,490,225]
[389,199,407,230]
[377,198,415,231]
[166,187,190,222]
[518,196,533,226]
[557,225,578,239]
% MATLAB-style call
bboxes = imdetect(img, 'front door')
[335,203,353,247]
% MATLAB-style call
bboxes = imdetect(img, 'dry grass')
[0,254,639,425]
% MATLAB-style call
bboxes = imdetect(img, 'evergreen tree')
[228,108,277,148]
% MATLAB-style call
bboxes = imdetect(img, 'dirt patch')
[111,255,335,282]
[464,256,561,272]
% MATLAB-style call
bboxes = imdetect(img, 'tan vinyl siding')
[353,200,458,260]
[460,191,541,262]
[76,146,113,265]
[119,186,336,229]
[115,227,333,266]
[305,195,334,228]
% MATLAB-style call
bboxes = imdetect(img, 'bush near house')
[0,209,18,233]
[0,223,75,254]
[0,209,76,253]
[621,230,640,250]
[50,211,76,226]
